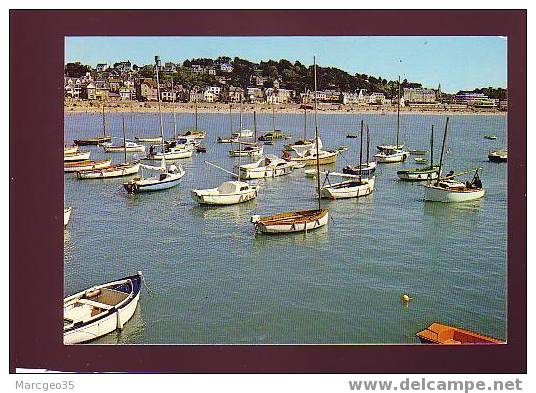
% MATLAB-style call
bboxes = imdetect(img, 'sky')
[65,36,507,93]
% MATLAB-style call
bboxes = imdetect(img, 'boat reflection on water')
[189,200,257,224]
[252,221,329,247]
[92,305,145,344]
[422,198,484,223]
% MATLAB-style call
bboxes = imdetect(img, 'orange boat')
[416,322,504,344]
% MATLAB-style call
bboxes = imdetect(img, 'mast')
[303,89,308,140]
[396,75,400,148]
[122,112,127,164]
[171,77,177,140]
[239,100,243,131]
[102,100,106,137]
[194,91,198,131]
[271,102,276,133]
[359,119,363,182]
[366,124,370,164]
[155,55,166,167]
[313,56,321,211]
[253,109,257,142]
[436,117,450,185]
[430,124,434,168]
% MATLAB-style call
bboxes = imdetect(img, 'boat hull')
[375,151,408,163]
[229,147,263,157]
[488,153,507,162]
[73,136,112,146]
[76,163,140,179]
[240,164,296,179]
[191,189,257,205]
[423,185,485,202]
[397,168,439,181]
[320,177,375,199]
[252,209,328,234]
[124,173,184,193]
[290,151,338,166]
[63,274,142,345]
[342,162,377,177]
[64,159,112,173]
[64,145,79,154]
[416,322,504,344]
[103,145,146,153]
[135,136,163,143]
[145,149,194,160]
[64,151,91,162]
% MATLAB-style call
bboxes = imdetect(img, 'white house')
[220,63,233,73]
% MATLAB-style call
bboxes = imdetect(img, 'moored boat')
[229,143,263,157]
[182,129,206,139]
[191,180,258,205]
[144,145,194,160]
[343,123,376,177]
[73,102,111,146]
[64,145,79,154]
[76,161,140,179]
[63,272,143,344]
[374,148,408,163]
[135,136,163,144]
[416,322,504,344]
[239,154,302,179]
[484,135,497,140]
[488,149,507,162]
[288,149,338,166]
[258,131,287,141]
[64,207,72,228]
[64,158,112,173]
[102,141,146,153]
[397,124,439,181]
[64,150,91,162]
[409,149,427,155]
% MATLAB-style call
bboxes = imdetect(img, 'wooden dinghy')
[64,272,142,344]
[64,159,112,173]
[64,150,91,162]
[251,208,328,234]
[484,135,497,140]
[488,149,507,162]
[416,322,504,344]
[64,207,72,228]
[76,162,140,179]
[73,135,112,146]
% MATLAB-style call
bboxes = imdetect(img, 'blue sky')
[65,36,507,93]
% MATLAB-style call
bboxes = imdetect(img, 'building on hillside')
[135,78,158,101]
[368,92,387,105]
[115,61,132,73]
[246,87,265,103]
[228,86,245,103]
[164,62,177,73]
[266,88,294,104]
[403,87,438,104]
[220,63,233,73]
[64,77,82,99]
[206,66,217,76]
[96,63,109,72]
[191,64,205,74]
[203,90,216,103]
[160,89,177,102]
[453,92,497,108]
[119,87,134,100]
[206,86,221,97]
[251,75,268,87]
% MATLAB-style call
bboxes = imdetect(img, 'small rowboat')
[484,135,497,140]
[191,181,258,205]
[251,208,328,234]
[414,157,428,164]
[64,159,112,173]
[416,322,504,344]
[217,136,239,143]
[64,150,91,162]
[73,136,112,146]
[258,131,287,141]
[346,133,359,138]
[64,207,72,228]
[102,141,146,153]
[64,145,79,154]
[76,162,140,179]
[409,149,427,155]
[488,149,507,162]
[64,272,142,344]
[134,136,163,144]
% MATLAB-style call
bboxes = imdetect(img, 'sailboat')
[124,56,186,193]
[64,150,91,162]
[251,57,328,234]
[228,104,263,157]
[320,119,375,199]
[64,206,72,228]
[64,158,112,173]
[231,101,253,138]
[423,117,485,202]
[397,124,439,181]
[377,76,405,152]
[181,93,206,139]
[73,101,112,146]
[64,145,79,154]
[284,89,315,151]
[102,112,145,153]
[134,111,163,143]
[343,124,377,177]
[76,113,140,179]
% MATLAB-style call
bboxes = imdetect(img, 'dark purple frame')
[9,10,526,373]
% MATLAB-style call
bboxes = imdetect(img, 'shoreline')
[64,102,507,116]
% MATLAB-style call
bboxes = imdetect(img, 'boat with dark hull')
[488,149,507,162]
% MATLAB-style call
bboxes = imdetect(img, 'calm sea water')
[64,110,507,344]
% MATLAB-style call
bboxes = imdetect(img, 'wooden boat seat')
[78,298,114,310]
[87,288,129,306]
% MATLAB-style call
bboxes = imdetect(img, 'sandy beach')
[64,100,506,116]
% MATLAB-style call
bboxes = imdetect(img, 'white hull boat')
[251,208,328,234]
[63,272,142,344]
[124,164,185,193]
[397,166,439,181]
[64,207,72,228]
[76,162,140,179]
[64,159,112,173]
[231,129,254,138]
[289,150,338,166]
[191,181,258,205]
[239,155,302,179]
[229,145,263,157]
[374,150,408,163]
[423,180,485,202]
[217,136,239,143]
[377,144,404,152]
[145,147,194,161]
[102,142,146,153]
[320,176,375,199]
[135,136,163,143]
[64,150,91,162]
[342,161,377,177]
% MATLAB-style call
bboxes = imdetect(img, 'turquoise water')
[64,111,507,344]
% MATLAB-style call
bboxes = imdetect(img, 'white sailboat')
[239,154,303,180]
[181,92,206,139]
[64,158,112,173]
[102,140,146,153]
[397,124,439,181]
[377,76,406,152]
[124,56,186,194]
[343,124,377,177]
[228,103,263,157]
[64,145,79,154]
[64,150,91,162]
[320,120,375,199]
[251,56,328,234]
[64,272,142,344]
[284,91,314,151]
[423,117,485,202]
